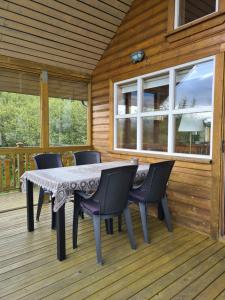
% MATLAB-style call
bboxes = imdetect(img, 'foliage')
[0,92,87,147]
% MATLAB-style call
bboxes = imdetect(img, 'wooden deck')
[1,203,225,300]
[0,190,38,212]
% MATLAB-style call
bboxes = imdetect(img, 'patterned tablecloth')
[21,161,149,212]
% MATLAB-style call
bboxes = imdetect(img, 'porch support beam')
[40,70,49,148]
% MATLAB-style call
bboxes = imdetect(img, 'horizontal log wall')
[91,0,225,236]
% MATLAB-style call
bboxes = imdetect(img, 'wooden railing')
[0,146,91,193]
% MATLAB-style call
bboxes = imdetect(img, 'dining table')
[21,161,149,261]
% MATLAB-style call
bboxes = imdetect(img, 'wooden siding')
[0,0,134,75]
[2,203,225,299]
[91,0,225,236]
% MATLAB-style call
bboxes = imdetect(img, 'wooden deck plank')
[171,261,225,299]
[131,242,225,299]
[194,271,225,300]
[78,236,209,300]
[0,198,225,300]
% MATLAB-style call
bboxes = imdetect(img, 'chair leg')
[158,201,164,220]
[105,219,110,234]
[139,202,150,243]
[118,215,122,232]
[79,208,84,219]
[123,207,136,250]
[36,187,45,221]
[161,195,173,232]
[51,197,56,230]
[109,218,113,234]
[105,219,113,235]
[93,215,103,265]
[73,197,80,249]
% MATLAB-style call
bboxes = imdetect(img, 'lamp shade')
[178,114,204,132]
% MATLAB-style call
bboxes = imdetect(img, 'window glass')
[178,0,217,27]
[175,112,211,155]
[0,69,40,147]
[49,77,88,146]
[117,118,137,149]
[115,57,214,157]
[143,74,169,112]
[117,82,137,115]
[175,60,213,109]
[142,116,168,152]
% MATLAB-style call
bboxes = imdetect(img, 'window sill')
[166,10,225,43]
[110,149,212,164]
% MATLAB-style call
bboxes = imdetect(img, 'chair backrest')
[74,151,101,166]
[93,165,138,215]
[140,160,175,203]
[33,153,63,170]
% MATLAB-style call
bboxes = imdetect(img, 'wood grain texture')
[91,0,225,236]
[0,204,225,299]
[0,0,134,74]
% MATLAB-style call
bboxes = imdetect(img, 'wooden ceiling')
[0,0,134,77]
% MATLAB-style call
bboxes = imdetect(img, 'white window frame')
[114,56,215,159]
[174,0,219,29]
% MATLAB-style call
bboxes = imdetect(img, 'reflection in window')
[114,57,214,157]
[177,0,217,27]
[143,74,169,112]
[175,60,213,109]
[142,116,168,152]
[117,118,137,149]
[117,82,137,115]
[175,112,211,155]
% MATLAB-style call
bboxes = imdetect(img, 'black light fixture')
[130,50,145,63]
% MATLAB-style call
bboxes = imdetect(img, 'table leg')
[26,179,34,232]
[56,204,66,261]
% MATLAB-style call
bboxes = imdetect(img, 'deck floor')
[1,203,225,300]
[0,190,39,212]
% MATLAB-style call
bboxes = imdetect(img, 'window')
[0,69,40,147]
[49,77,88,146]
[114,57,215,158]
[175,0,218,28]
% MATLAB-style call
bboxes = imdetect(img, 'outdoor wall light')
[130,50,145,63]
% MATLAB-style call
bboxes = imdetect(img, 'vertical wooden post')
[40,70,49,149]
[0,160,2,192]
[87,82,92,146]
[211,52,225,239]
[109,79,114,151]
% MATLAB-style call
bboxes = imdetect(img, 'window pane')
[49,98,87,146]
[175,60,213,109]
[117,82,137,115]
[143,74,169,112]
[178,0,216,26]
[0,69,40,147]
[49,76,88,146]
[175,112,211,155]
[117,118,137,149]
[142,116,168,152]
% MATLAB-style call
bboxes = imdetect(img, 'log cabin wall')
[91,0,225,237]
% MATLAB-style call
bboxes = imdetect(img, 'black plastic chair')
[73,151,101,165]
[33,153,63,228]
[73,165,138,265]
[129,160,175,243]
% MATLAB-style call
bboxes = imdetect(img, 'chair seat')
[80,200,100,215]
[129,189,146,203]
